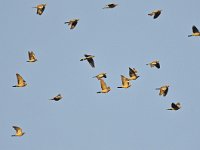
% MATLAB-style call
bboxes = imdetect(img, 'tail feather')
[166,108,173,110]
[97,91,101,93]
[117,87,123,88]
[188,35,192,37]
[12,85,17,87]
[155,88,160,90]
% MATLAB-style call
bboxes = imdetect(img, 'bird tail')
[188,35,192,37]
[32,6,37,8]
[155,88,160,90]
[97,91,101,93]
[11,135,16,137]
[64,22,69,24]
[166,108,173,110]
[102,7,108,9]
[117,87,123,88]
[12,85,17,87]
[148,13,153,16]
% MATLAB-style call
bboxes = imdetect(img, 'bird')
[33,4,46,15]
[129,67,139,80]
[13,73,27,87]
[146,60,160,69]
[50,94,63,101]
[117,75,131,88]
[188,25,200,37]
[156,85,169,96]
[27,51,37,62]
[97,79,111,93]
[93,73,107,80]
[103,3,118,9]
[12,126,25,137]
[166,102,181,111]
[80,54,95,68]
[65,19,79,29]
[148,10,162,19]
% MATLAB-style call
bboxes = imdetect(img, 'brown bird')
[129,67,139,80]
[13,73,27,87]
[50,94,63,101]
[167,102,181,111]
[97,79,111,93]
[146,60,160,69]
[93,73,107,80]
[103,3,118,9]
[33,4,46,15]
[156,85,169,96]
[65,19,79,29]
[12,126,25,137]
[80,54,95,68]
[148,10,162,19]
[117,75,131,88]
[188,25,200,37]
[27,51,37,62]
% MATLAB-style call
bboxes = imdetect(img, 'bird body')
[12,126,25,137]
[129,67,139,80]
[13,73,27,87]
[156,85,169,96]
[97,79,111,93]
[167,102,181,111]
[103,3,118,9]
[93,73,107,80]
[188,25,200,37]
[33,4,46,15]
[50,94,63,101]
[146,60,160,69]
[148,10,162,19]
[27,51,37,62]
[65,19,79,29]
[118,75,131,88]
[80,54,95,68]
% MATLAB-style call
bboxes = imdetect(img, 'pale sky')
[0,0,200,150]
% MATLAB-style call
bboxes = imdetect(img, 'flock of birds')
[10,2,199,137]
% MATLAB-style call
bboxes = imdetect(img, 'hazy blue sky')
[1,0,200,150]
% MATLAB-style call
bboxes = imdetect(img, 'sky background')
[0,0,200,150]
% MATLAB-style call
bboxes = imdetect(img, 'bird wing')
[28,51,31,60]
[121,75,129,86]
[171,103,178,110]
[155,62,160,68]
[100,79,107,90]
[129,67,136,77]
[192,25,199,33]
[163,87,168,96]
[13,126,22,135]
[31,51,36,60]
[71,21,78,29]
[154,11,161,19]
[87,58,95,68]
[16,74,25,85]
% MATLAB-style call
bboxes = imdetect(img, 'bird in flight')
[146,60,160,69]
[13,73,27,87]
[80,54,95,68]
[118,75,131,88]
[166,102,181,111]
[50,94,63,101]
[97,79,111,93]
[128,67,139,80]
[156,85,169,96]
[93,73,107,80]
[148,10,162,19]
[27,51,37,62]
[188,25,200,37]
[103,3,118,9]
[65,19,79,29]
[33,4,46,15]
[12,126,25,137]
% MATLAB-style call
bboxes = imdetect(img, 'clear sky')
[0,0,200,150]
